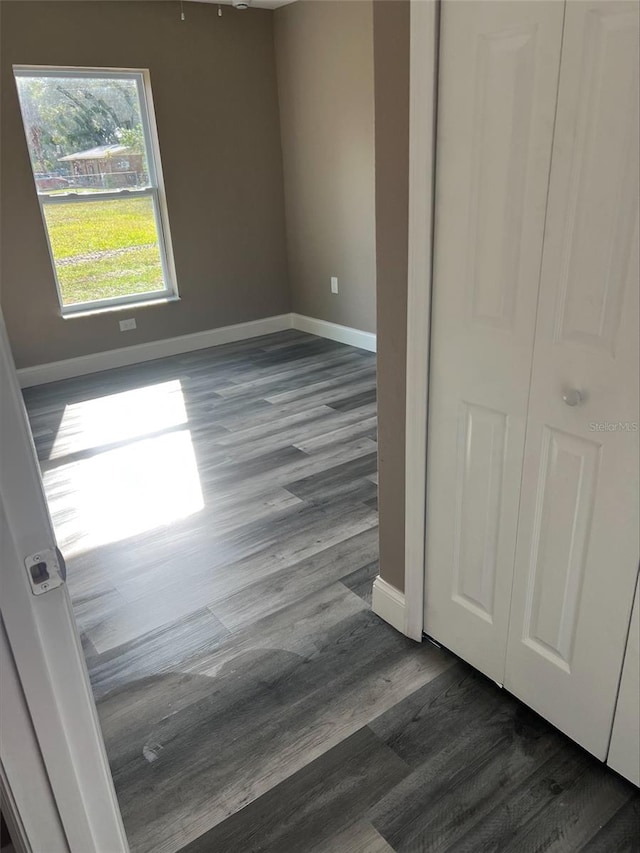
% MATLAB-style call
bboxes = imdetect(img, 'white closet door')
[608,576,640,786]
[423,0,564,682]
[505,0,640,759]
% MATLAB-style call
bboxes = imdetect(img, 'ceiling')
[194,0,296,7]
[31,0,297,8]
[207,0,296,7]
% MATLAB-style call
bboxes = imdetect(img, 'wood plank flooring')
[23,331,639,853]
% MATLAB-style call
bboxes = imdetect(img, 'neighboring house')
[58,143,144,189]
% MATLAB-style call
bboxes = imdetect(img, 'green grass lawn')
[43,197,165,305]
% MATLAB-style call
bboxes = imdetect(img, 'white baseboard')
[16,312,376,388]
[372,576,407,636]
[291,314,376,353]
[16,314,293,388]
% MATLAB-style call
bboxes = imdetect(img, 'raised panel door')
[423,0,564,682]
[505,0,640,758]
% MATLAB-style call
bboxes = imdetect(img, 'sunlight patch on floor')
[49,380,187,458]
[45,380,204,552]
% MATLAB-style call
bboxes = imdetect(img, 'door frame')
[0,616,68,853]
[0,312,129,853]
[403,0,440,640]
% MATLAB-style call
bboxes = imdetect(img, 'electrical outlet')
[119,318,137,332]
[331,276,339,294]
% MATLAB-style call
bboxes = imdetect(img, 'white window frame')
[13,66,178,317]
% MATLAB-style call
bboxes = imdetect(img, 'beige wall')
[274,0,376,333]
[373,0,409,592]
[0,1,289,368]
[1,0,405,588]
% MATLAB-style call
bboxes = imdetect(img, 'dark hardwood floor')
[23,331,639,853]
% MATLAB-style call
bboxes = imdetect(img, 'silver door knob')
[562,388,583,407]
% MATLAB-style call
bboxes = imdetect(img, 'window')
[14,67,177,315]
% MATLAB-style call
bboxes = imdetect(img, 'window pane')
[42,197,165,306]
[13,68,175,311]
[15,74,151,194]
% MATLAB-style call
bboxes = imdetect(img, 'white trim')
[62,295,180,319]
[13,65,153,80]
[15,312,377,388]
[372,576,407,636]
[59,283,171,317]
[404,0,440,641]
[1,618,68,853]
[0,313,129,852]
[16,314,293,387]
[140,68,179,308]
[291,314,376,352]
[13,66,178,316]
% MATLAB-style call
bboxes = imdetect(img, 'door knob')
[562,388,583,407]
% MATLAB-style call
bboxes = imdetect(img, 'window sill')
[61,295,180,319]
